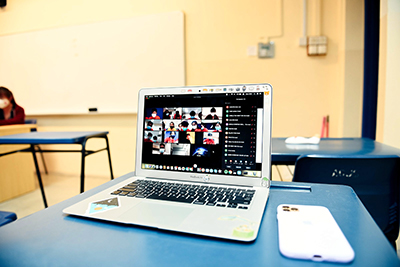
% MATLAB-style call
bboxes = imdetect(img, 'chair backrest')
[293,154,400,244]
[0,211,17,227]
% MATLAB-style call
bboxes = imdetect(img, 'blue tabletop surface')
[0,172,398,267]
[0,131,109,144]
[272,137,400,164]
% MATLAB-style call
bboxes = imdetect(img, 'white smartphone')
[277,204,355,263]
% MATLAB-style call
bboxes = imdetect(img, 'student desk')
[272,137,400,165]
[0,131,114,208]
[0,172,398,267]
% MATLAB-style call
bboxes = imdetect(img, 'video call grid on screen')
[141,89,265,178]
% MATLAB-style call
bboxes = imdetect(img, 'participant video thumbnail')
[202,107,222,120]
[182,107,202,120]
[203,132,219,145]
[163,108,182,120]
[164,131,179,143]
[144,131,162,143]
[152,143,171,155]
[145,119,163,131]
[171,144,191,156]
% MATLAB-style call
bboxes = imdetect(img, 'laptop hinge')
[261,177,271,188]
[144,177,254,188]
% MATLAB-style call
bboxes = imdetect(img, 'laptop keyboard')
[111,179,255,209]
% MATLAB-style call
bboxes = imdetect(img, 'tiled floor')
[1,171,399,258]
[0,172,110,218]
[272,165,295,182]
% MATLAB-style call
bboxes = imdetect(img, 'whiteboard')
[0,11,185,115]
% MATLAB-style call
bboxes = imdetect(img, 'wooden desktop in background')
[0,125,37,202]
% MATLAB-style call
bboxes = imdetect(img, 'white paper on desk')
[285,136,320,145]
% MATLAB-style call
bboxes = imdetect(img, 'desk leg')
[80,140,87,193]
[105,136,114,180]
[31,145,48,208]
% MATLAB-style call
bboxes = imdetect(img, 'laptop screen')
[139,84,271,179]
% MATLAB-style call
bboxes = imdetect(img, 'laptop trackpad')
[119,202,195,228]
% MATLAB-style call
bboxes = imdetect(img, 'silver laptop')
[63,83,273,242]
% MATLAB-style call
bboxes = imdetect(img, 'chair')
[0,211,17,227]
[292,155,400,248]
[25,119,48,174]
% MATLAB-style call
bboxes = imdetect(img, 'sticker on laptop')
[218,215,256,238]
[87,197,120,215]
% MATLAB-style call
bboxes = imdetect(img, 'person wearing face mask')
[146,109,161,120]
[146,121,153,131]
[0,87,25,126]
[159,144,166,155]
[163,109,172,119]
[189,111,197,119]
[213,122,222,132]
[180,121,189,132]
[167,122,177,131]
[144,132,154,143]
[164,132,178,143]
[190,121,198,131]
[200,123,208,132]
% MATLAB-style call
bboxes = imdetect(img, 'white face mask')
[152,113,156,118]
[0,99,10,109]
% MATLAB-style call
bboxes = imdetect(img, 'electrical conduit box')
[258,42,275,58]
[307,36,327,56]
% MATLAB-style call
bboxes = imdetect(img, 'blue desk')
[272,137,400,164]
[0,131,114,208]
[0,172,398,266]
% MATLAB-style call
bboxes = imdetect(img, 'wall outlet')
[258,42,275,58]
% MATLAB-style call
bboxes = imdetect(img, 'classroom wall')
[376,0,400,149]
[0,0,365,177]
[377,0,388,144]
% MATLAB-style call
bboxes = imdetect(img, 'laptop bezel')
[135,83,272,187]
